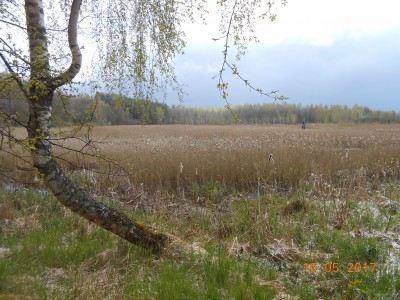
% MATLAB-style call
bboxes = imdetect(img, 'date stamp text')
[303,262,377,273]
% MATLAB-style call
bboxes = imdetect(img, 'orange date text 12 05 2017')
[303,262,377,273]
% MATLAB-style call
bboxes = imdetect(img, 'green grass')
[0,181,399,299]
[121,248,277,300]
[0,189,278,299]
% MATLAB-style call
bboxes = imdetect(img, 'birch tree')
[0,0,286,251]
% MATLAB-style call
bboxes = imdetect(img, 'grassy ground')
[1,124,400,299]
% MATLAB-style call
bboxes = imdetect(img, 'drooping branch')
[215,0,238,103]
[215,0,288,108]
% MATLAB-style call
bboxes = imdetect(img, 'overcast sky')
[169,0,400,111]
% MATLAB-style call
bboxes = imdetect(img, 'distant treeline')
[1,89,399,125]
[166,103,400,125]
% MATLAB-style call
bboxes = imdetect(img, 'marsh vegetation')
[1,124,400,299]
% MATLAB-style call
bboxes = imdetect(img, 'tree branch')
[51,0,82,89]
[0,52,29,98]
[0,19,28,31]
[0,37,31,66]
[215,0,288,108]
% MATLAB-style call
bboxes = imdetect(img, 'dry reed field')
[3,124,399,209]
[62,124,400,197]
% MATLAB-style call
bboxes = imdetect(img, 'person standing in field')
[301,118,306,129]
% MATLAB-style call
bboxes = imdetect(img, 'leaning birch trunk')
[24,0,174,251]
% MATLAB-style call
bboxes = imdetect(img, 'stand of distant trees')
[167,103,400,125]
[1,89,399,126]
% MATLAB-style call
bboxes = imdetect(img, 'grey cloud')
[170,28,400,111]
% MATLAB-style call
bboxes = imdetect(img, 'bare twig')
[0,52,29,98]
[215,0,288,114]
